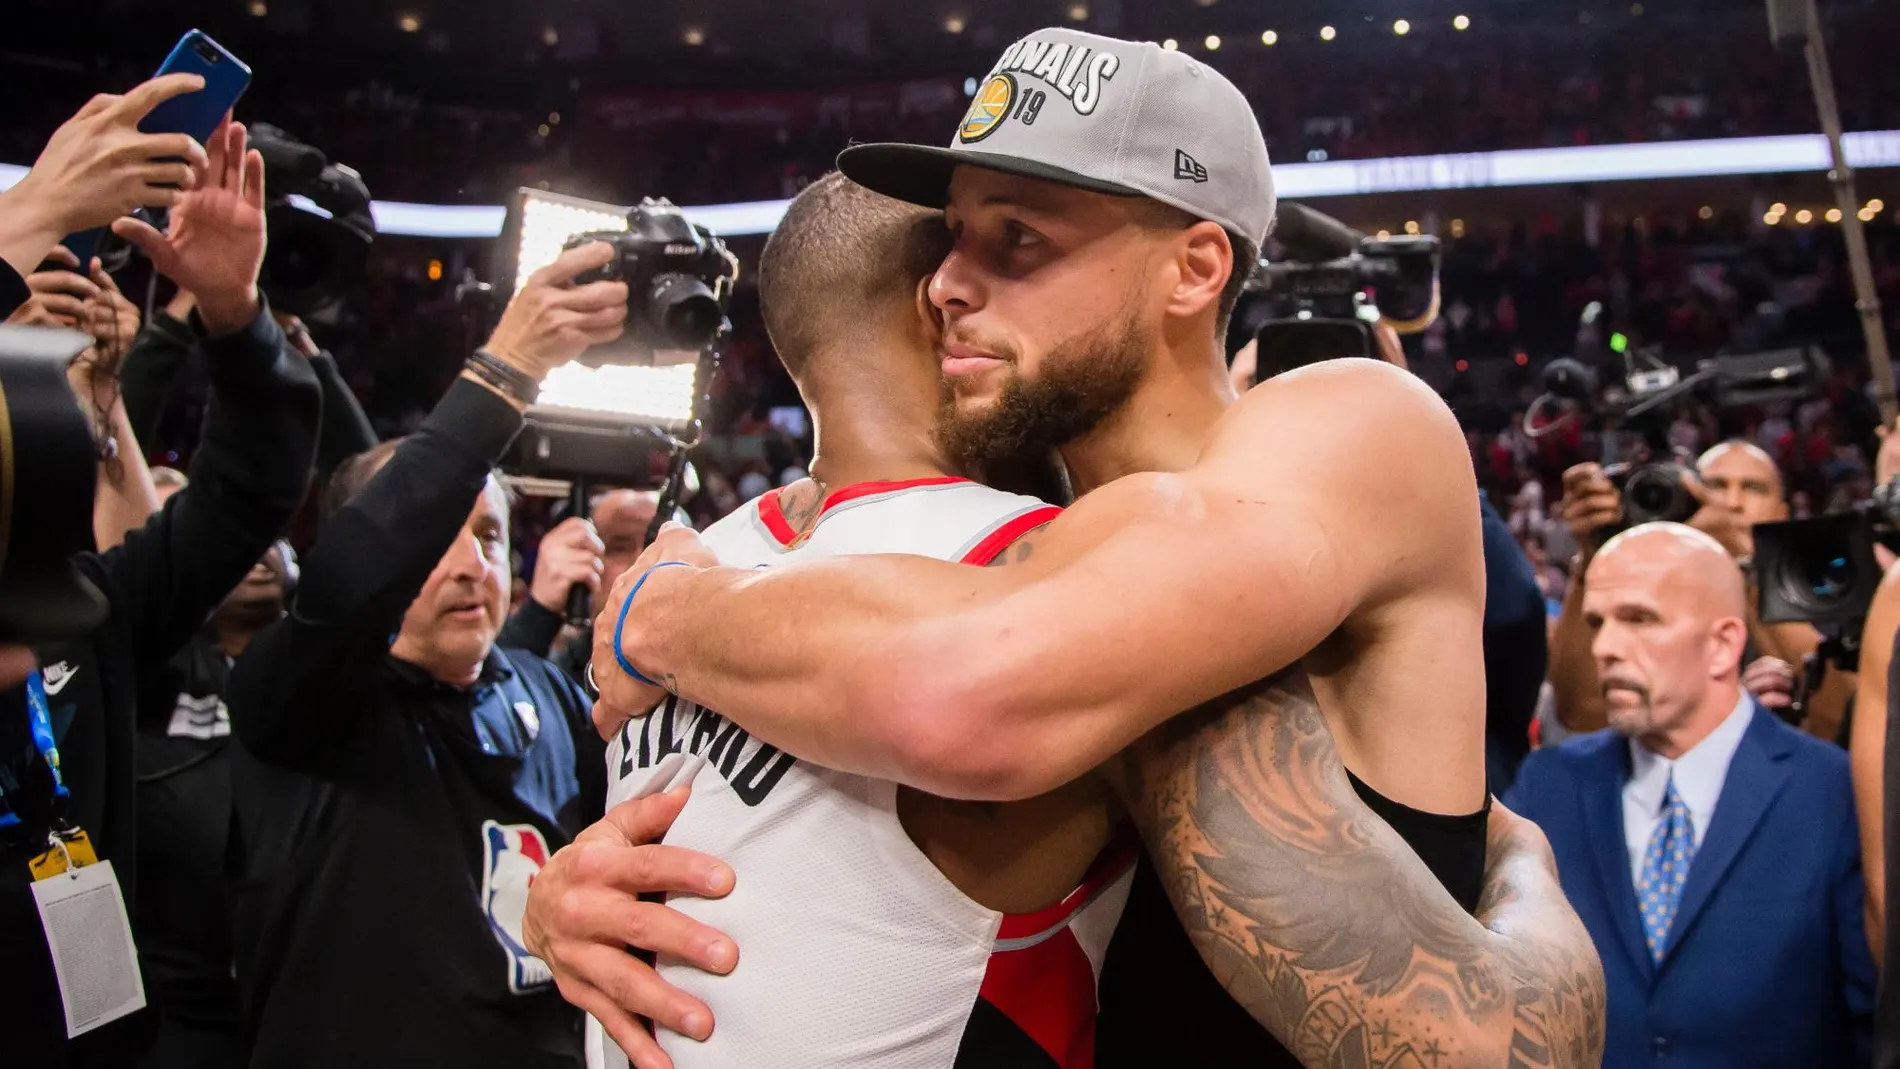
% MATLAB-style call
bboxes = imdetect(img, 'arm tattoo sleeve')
[1116,671,1605,1069]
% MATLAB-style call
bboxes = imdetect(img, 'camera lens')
[1621,465,1695,525]
[1801,553,1856,602]
[1776,538,1860,615]
[193,40,222,63]
[647,274,721,348]
[1765,522,1862,617]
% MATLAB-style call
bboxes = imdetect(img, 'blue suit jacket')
[1505,703,1875,1069]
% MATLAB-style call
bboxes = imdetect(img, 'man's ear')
[1709,615,1749,679]
[914,273,944,349]
[1166,221,1231,322]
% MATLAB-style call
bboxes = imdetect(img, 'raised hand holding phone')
[112,121,267,336]
[0,75,213,279]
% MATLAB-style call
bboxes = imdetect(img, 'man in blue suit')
[1507,521,1874,1068]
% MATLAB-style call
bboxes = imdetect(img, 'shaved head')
[1696,440,1786,528]
[1584,522,1749,756]
[592,489,659,591]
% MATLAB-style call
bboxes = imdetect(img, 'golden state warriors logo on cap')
[959,73,1016,143]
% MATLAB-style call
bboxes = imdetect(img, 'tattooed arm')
[1119,672,1605,1069]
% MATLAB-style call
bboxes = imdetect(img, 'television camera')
[1237,202,1440,379]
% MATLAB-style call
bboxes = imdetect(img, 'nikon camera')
[561,198,739,367]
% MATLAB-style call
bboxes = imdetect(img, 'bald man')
[1507,522,1874,1068]
[1553,439,1851,740]
[591,489,659,592]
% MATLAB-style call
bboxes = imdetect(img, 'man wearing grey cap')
[592,27,1604,1069]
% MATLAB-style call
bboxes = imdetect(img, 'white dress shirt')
[1622,693,1753,885]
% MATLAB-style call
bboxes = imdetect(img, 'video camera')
[1754,475,1900,647]
[250,124,375,319]
[1240,202,1440,379]
[0,328,108,644]
[560,198,739,368]
[1529,332,1824,533]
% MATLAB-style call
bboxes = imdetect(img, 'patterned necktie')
[1636,775,1697,963]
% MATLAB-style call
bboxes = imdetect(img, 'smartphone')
[139,30,252,146]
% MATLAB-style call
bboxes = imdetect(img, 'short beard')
[936,303,1147,469]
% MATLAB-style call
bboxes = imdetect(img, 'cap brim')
[837,142,1143,210]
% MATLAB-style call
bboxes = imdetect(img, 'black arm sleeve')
[308,349,379,481]
[228,377,523,768]
[1480,493,1548,794]
[0,260,25,319]
[118,312,198,448]
[497,599,565,658]
[77,301,321,670]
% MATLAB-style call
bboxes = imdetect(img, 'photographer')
[1551,440,1852,738]
[0,107,320,1068]
[222,241,624,1069]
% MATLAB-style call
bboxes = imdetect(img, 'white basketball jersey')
[588,477,1135,1069]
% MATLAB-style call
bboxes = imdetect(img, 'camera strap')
[0,670,73,833]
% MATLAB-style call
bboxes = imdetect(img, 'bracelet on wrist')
[466,348,539,406]
[613,561,693,688]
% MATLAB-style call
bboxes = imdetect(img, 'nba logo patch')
[480,819,554,993]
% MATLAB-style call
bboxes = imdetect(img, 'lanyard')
[0,671,71,829]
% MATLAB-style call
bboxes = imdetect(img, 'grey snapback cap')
[838,28,1276,247]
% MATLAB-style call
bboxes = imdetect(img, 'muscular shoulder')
[1210,358,1480,578]
[1218,358,1469,477]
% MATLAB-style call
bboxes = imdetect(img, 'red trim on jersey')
[995,830,1139,941]
[756,477,974,548]
[820,476,972,515]
[756,489,800,546]
[978,927,1098,1069]
[960,505,1064,567]
[977,831,1137,1069]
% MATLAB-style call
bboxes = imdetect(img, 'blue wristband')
[613,561,694,687]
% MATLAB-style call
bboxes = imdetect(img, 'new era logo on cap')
[838,27,1276,247]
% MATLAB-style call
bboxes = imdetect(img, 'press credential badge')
[31,855,146,1036]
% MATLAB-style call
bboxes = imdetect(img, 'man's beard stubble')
[935,302,1149,469]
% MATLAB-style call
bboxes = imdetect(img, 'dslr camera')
[561,198,739,367]
[1607,459,1702,526]
[1531,341,1824,539]
[1239,202,1439,379]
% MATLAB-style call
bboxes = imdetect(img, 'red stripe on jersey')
[996,830,1138,941]
[978,927,1098,1069]
[820,476,972,516]
[756,489,800,546]
[960,505,1064,567]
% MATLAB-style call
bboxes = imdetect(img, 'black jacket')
[225,378,605,1069]
[133,629,243,1035]
[122,311,378,483]
[0,304,319,1067]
